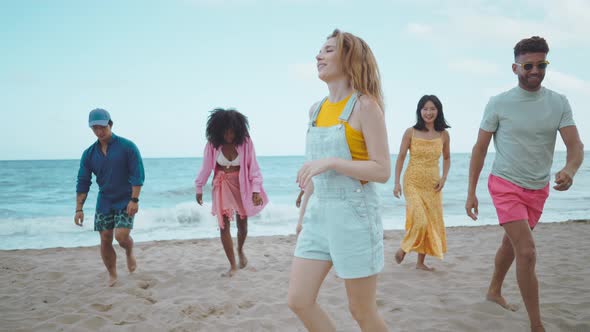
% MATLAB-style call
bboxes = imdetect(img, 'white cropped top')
[217,152,240,168]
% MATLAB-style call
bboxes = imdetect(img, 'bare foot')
[221,266,238,277]
[127,252,137,273]
[486,293,518,312]
[394,249,405,264]
[416,263,435,271]
[238,252,248,269]
[531,324,545,332]
[108,273,118,287]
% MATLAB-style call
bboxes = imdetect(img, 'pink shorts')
[487,174,549,229]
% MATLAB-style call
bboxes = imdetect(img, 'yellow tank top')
[315,94,369,161]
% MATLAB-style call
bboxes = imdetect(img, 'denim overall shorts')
[294,93,384,279]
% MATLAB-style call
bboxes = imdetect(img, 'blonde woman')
[288,29,390,332]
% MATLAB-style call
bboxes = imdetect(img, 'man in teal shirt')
[75,108,145,287]
[466,36,584,331]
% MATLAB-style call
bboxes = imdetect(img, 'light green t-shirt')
[480,86,576,189]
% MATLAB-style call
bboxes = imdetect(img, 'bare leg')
[345,275,388,332]
[486,233,517,311]
[115,228,136,273]
[503,220,544,331]
[219,218,238,277]
[236,215,248,269]
[394,248,405,264]
[287,258,335,332]
[99,230,117,286]
[416,253,434,271]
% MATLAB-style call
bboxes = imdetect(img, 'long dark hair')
[206,108,250,148]
[413,95,450,132]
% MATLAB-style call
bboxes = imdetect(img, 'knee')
[516,245,536,263]
[115,233,130,245]
[287,294,312,315]
[100,233,113,244]
[348,302,373,323]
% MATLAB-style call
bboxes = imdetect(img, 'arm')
[74,151,92,226]
[126,142,144,217]
[393,128,412,198]
[296,181,314,237]
[195,142,215,205]
[246,138,264,206]
[295,190,304,208]
[297,96,391,187]
[126,186,142,217]
[465,129,493,220]
[435,130,451,192]
[75,192,88,226]
[554,126,584,191]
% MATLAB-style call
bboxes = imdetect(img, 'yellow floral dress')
[401,131,447,258]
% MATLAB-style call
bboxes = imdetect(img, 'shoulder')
[543,87,569,104]
[488,87,516,105]
[403,127,414,137]
[117,136,140,150]
[308,100,323,119]
[355,94,384,121]
[82,144,95,158]
[441,129,450,140]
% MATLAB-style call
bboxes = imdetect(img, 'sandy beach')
[1,221,589,332]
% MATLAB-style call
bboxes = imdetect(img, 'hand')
[296,190,304,208]
[74,211,84,226]
[465,194,479,221]
[252,192,263,206]
[296,158,334,189]
[393,184,402,198]
[434,177,446,192]
[553,169,574,191]
[196,193,203,205]
[296,223,302,238]
[127,201,139,217]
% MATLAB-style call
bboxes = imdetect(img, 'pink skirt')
[212,170,246,229]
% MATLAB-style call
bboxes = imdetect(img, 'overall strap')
[338,92,358,122]
[310,97,328,127]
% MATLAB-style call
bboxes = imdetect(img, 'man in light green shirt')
[466,36,584,332]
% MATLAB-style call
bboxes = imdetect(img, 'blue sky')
[1,0,589,159]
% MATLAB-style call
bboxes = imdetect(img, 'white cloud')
[405,23,434,37]
[288,62,317,82]
[545,70,590,96]
[448,59,501,76]
[407,0,590,47]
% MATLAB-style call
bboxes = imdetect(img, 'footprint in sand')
[90,303,113,312]
[136,279,154,290]
[238,301,255,309]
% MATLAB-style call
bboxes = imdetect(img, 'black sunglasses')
[515,61,550,71]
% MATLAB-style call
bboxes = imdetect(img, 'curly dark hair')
[514,36,549,59]
[413,95,451,132]
[206,108,250,148]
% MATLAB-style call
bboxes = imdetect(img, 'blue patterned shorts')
[94,210,134,232]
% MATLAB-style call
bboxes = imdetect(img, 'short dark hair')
[514,36,549,59]
[206,108,250,148]
[108,120,113,127]
[413,95,450,132]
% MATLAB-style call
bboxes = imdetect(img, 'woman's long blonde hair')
[328,29,384,111]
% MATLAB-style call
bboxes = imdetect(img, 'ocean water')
[0,152,588,250]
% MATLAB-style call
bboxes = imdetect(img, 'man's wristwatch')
[130,197,139,203]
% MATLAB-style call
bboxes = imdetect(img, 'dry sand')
[1,221,589,331]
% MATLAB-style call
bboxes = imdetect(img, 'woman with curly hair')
[287,29,390,332]
[195,108,268,277]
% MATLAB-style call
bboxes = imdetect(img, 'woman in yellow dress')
[393,95,451,271]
